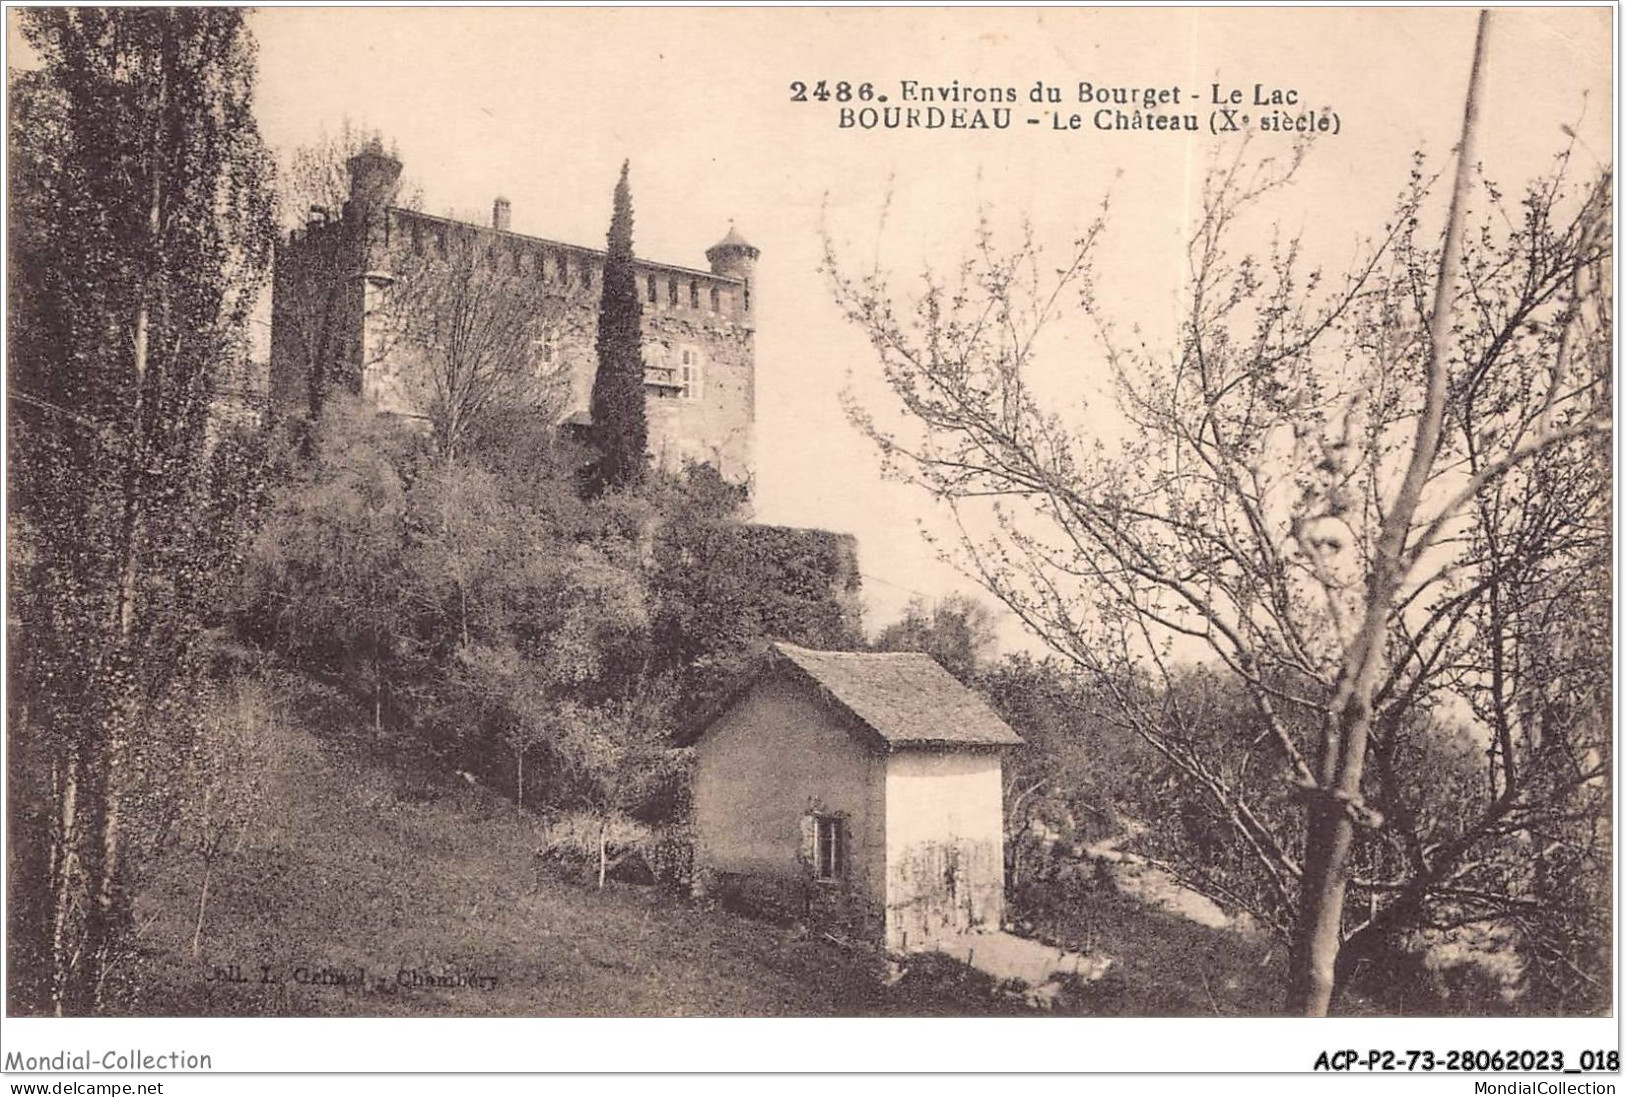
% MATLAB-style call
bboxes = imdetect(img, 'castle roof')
[387,206,741,284]
[707,224,757,256]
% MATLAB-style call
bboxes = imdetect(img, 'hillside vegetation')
[109,680,1284,1018]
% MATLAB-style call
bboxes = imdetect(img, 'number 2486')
[790,81,877,102]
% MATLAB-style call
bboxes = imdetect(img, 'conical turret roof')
[707,223,758,258]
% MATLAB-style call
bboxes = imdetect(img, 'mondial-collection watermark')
[3,1050,212,1072]
[1472,1085,1617,1095]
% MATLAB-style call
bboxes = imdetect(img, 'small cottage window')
[813,814,846,881]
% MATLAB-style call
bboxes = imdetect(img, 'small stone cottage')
[687,642,1023,952]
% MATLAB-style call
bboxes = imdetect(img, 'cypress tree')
[588,160,648,491]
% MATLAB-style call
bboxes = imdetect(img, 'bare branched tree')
[379,220,585,463]
[828,11,1610,1014]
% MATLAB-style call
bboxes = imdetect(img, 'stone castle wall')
[269,150,756,484]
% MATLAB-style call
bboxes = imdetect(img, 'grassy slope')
[116,705,1013,1017]
[114,693,1292,1017]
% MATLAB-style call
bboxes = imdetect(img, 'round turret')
[346,136,403,212]
[706,223,759,277]
[706,223,759,313]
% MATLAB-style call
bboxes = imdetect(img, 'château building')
[268,140,757,483]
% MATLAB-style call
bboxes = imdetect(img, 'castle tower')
[342,138,403,403]
[269,141,400,427]
[343,136,402,288]
[345,137,403,219]
[706,224,759,319]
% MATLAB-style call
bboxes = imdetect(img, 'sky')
[15,6,1614,652]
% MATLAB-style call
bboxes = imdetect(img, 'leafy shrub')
[532,811,691,893]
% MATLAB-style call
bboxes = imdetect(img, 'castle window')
[680,347,703,401]
[813,814,846,881]
[743,278,751,311]
[710,286,720,313]
[583,263,593,289]
[558,253,568,282]
[647,274,658,304]
[689,280,700,309]
[410,223,423,254]
[668,276,678,306]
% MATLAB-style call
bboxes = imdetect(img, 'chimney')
[492,196,512,232]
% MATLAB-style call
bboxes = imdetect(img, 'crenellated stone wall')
[269,147,757,484]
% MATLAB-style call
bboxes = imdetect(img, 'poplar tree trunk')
[48,749,85,1016]
[82,22,175,1014]
[192,861,214,959]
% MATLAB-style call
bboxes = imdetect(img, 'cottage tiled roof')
[770,642,1023,750]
